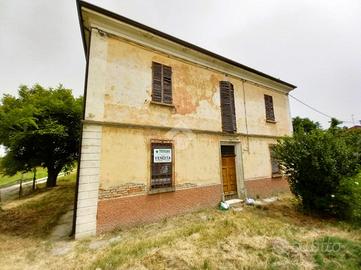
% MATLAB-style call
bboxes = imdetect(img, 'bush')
[274,128,360,220]
[333,173,361,223]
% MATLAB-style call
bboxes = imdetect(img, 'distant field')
[0,167,48,187]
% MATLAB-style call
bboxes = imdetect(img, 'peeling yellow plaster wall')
[103,36,222,132]
[86,31,294,188]
[240,137,277,181]
[243,82,292,136]
[99,126,221,189]
[88,33,292,137]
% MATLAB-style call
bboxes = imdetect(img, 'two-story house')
[74,1,296,238]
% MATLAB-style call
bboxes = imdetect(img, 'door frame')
[219,141,245,199]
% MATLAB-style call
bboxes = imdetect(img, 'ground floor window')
[151,141,173,189]
[269,145,280,176]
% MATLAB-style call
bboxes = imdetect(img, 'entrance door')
[221,145,237,195]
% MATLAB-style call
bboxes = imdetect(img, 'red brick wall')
[97,184,222,234]
[244,177,290,198]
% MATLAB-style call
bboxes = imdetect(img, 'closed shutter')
[162,65,172,104]
[269,145,280,175]
[264,95,275,121]
[229,83,236,131]
[220,81,237,133]
[152,62,172,104]
[152,62,162,102]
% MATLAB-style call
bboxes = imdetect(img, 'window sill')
[266,119,277,124]
[150,101,175,108]
[221,130,237,134]
[148,186,175,195]
[272,173,282,179]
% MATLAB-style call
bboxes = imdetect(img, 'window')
[220,81,237,133]
[264,94,275,122]
[150,142,173,190]
[152,62,172,104]
[269,145,280,176]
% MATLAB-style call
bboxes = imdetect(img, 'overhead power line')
[289,94,352,123]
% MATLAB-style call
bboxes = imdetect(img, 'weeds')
[1,186,361,270]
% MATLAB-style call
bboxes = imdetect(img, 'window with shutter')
[220,81,237,133]
[264,94,275,122]
[269,145,280,176]
[151,142,173,190]
[152,62,173,104]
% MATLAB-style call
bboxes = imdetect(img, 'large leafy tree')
[0,84,83,187]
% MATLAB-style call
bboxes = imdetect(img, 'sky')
[0,0,360,133]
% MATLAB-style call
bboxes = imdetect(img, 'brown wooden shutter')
[152,62,162,102]
[220,81,237,133]
[229,83,236,131]
[269,145,280,175]
[162,65,172,104]
[264,95,275,121]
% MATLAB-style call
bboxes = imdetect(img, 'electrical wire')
[289,94,353,123]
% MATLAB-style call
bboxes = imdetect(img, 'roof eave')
[76,0,87,57]
[77,0,296,90]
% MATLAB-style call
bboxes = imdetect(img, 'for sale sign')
[154,148,172,163]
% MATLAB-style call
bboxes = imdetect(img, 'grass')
[0,173,75,238]
[0,167,48,187]
[313,236,361,269]
[0,183,360,269]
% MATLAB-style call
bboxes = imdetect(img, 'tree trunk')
[46,168,59,188]
[32,168,37,191]
[19,174,23,198]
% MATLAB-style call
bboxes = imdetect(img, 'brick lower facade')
[244,177,289,198]
[97,184,222,234]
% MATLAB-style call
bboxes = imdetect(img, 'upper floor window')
[152,62,173,104]
[264,94,275,122]
[220,81,237,133]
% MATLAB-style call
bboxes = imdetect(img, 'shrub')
[274,128,360,219]
[333,173,361,223]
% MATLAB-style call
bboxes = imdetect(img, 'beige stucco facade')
[74,2,296,238]
[87,30,293,186]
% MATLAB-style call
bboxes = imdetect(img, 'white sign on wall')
[154,148,172,163]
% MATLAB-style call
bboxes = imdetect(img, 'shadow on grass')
[0,174,75,239]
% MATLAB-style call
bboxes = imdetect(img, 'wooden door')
[222,155,237,195]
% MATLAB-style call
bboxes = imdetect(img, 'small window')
[152,62,172,104]
[264,94,275,122]
[220,81,237,133]
[151,142,173,190]
[269,145,280,176]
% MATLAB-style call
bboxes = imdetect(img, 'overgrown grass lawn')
[0,180,360,269]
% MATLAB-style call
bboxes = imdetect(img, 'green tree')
[329,117,343,130]
[0,84,83,187]
[292,116,321,134]
[274,121,361,220]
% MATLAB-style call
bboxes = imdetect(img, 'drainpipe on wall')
[242,80,250,152]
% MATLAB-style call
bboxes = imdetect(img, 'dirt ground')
[0,176,360,270]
